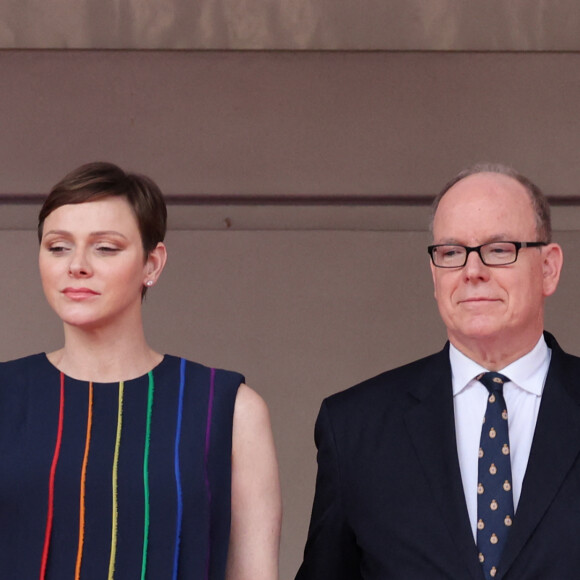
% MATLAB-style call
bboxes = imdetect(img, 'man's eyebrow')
[434,234,514,245]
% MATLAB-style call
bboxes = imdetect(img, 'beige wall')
[3,1,580,50]
[3,51,580,202]
[3,46,580,579]
[3,205,580,577]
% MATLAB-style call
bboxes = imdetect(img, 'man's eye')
[442,248,460,258]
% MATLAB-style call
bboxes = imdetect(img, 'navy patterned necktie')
[476,372,514,579]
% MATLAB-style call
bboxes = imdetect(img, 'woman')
[0,162,281,579]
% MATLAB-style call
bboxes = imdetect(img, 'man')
[296,164,580,579]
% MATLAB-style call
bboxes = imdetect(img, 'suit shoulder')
[543,333,580,403]
[545,333,580,364]
[324,347,448,413]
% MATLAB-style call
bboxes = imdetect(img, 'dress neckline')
[40,352,169,385]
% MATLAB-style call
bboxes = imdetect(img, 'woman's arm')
[226,384,282,580]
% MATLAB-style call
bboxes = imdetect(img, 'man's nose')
[463,248,489,279]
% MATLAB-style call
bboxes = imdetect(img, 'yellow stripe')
[108,381,124,580]
[75,382,93,579]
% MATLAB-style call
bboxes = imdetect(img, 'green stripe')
[141,372,154,580]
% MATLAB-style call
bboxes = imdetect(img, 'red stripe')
[40,372,65,579]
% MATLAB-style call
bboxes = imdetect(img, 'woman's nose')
[68,249,92,277]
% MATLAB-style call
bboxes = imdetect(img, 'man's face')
[430,172,561,354]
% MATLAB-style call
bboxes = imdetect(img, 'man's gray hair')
[430,163,552,243]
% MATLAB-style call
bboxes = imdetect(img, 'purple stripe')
[203,368,216,580]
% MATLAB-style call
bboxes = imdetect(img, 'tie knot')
[476,372,510,394]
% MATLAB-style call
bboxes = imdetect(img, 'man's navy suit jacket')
[296,332,580,579]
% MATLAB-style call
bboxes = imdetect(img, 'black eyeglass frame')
[427,241,548,268]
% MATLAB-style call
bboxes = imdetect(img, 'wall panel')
[2,215,580,577]
[2,51,580,203]
[2,2,580,50]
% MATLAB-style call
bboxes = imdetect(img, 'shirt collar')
[450,334,550,397]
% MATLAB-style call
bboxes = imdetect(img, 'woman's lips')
[62,287,100,300]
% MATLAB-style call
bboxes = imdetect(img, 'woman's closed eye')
[47,244,70,254]
[95,245,121,254]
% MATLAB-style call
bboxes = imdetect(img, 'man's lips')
[62,287,100,300]
[458,297,499,304]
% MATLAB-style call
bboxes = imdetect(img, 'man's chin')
[449,324,503,345]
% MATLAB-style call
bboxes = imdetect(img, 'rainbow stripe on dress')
[39,359,217,580]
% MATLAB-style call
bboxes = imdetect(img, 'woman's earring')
[146,280,154,287]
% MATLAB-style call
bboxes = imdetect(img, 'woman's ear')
[143,242,167,288]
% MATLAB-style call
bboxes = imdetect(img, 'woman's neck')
[47,322,162,382]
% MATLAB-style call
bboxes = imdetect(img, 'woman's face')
[39,196,159,331]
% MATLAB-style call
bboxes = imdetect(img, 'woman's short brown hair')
[38,161,167,255]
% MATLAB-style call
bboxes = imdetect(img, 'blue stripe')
[204,368,216,580]
[171,358,186,579]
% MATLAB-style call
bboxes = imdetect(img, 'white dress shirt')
[451,335,551,541]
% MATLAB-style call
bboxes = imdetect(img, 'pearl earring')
[146,280,153,287]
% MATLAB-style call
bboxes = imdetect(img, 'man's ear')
[541,243,563,297]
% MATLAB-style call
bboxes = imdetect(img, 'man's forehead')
[444,171,526,199]
[432,173,537,240]
[436,173,532,215]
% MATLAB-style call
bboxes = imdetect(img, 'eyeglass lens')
[432,242,518,267]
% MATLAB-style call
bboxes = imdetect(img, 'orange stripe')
[75,381,93,579]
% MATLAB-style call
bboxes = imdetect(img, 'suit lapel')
[499,336,580,577]
[404,347,485,580]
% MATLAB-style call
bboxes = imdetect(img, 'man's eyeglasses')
[427,241,547,268]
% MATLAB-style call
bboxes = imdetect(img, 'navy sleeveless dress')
[0,353,243,579]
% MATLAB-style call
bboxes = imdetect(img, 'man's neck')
[448,332,544,371]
